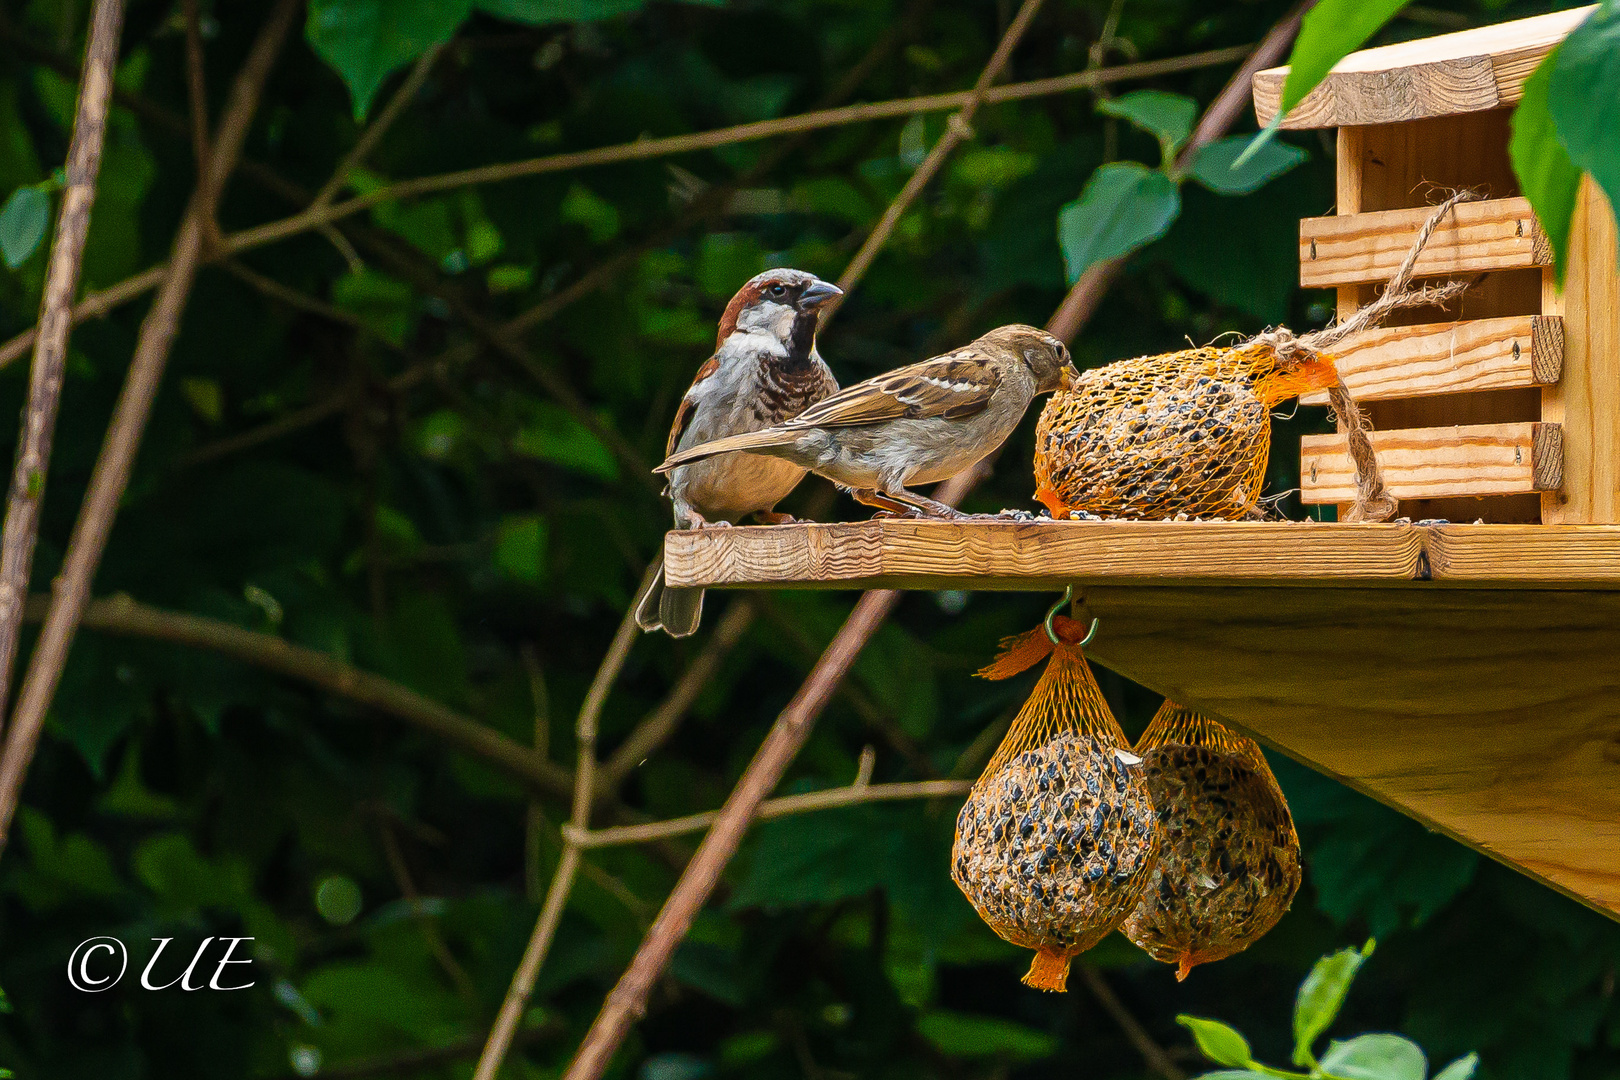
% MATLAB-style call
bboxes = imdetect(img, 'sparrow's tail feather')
[659,584,704,638]
[634,547,705,637]
[655,428,793,474]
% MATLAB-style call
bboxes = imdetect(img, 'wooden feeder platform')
[663,7,1620,921]
[666,521,1620,919]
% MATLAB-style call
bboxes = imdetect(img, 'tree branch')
[313,44,443,211]
[0,44,1250,371]
[0,0,313,852]
[473,579,645,1080]
[561,7,1048,1071]
[597,597,757,794]
[1048,0,1313,343]
[828,0,1045,311]
[181,0,209,187]
[0,0,125,732]
[569,779,970,850]
[31,592,573,798]
[1076,962,1187,1080]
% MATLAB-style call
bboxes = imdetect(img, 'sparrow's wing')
[786,355,1000,428]
[666,355,720,457]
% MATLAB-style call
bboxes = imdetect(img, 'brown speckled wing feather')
[786,355,998,428]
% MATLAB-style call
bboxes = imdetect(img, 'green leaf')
[1057,162,1181,282]
[1177,1016,1255,1069]
[332,267,416,344]
[1431,1053,1480,1080]
[306,0,472,119]
[1318,1033,1425,1080]
[1546,3,1620,271]
[474,0,722,23]
[474,0,645,22]
[1278,0,1409,125]
[1294,940,1375,1066]
[511,402,619,481]
[495,514,548,582]
[0,184,49,268]
[1512,50,1583,284]
[916,1010,1059,1060]
[1098,90,1198,164]
[1188,136,1307,195]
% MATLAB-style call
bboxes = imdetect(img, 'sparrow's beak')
[1059,363,1079,391]
[799,280,843,310]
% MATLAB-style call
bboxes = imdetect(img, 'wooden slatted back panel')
[1264,12,1619,525]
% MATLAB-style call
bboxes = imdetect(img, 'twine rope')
[1253,189,1480,523]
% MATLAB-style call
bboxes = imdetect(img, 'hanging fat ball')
[1032,342,1340,521]
[952,615,1160,992]
[1122,702,1301,981]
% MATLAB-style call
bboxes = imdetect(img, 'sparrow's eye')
[769,284,787,297]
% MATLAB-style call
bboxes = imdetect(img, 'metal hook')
[1044,586,1100,648]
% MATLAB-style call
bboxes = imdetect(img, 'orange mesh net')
[1122,702,1301,981]
[1032,343,1339,521]
[951,616,1161,992]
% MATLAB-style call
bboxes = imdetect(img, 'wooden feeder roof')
[1253,5,1593,129]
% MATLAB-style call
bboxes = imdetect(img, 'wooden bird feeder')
[663,9,1620,921]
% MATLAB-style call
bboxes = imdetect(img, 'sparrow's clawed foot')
[754,511,799,525]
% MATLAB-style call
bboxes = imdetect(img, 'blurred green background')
[0,0,1615,1077]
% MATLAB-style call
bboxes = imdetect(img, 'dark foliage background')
[0,0,1615,1078]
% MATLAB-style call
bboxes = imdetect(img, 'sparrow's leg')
[881,487,972,521]
[684,509,732,529]
[754,511,798,525]
[850,489,916,518]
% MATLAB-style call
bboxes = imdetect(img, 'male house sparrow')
[634,268,842,637]
[657,324,1075,520]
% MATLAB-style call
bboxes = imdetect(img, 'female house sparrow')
[635,269,842,637]
[656,325,1075,520]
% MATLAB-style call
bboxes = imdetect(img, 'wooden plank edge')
[1299,314,1563,405]
[1300,422,1552,504]
[1299,196,1548,289]
[662,520,1427,589]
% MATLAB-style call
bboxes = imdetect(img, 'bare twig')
[597,597,757,793]
[313,44,442,210]
[566,588,903,1079]
[1076,963,1187,1080]
[1048,0,1313,343]
[829,0,1047,313]
[326,46,1248,226]
[27,592,572,797]
[561,16,1049,1074]
[473,586,644,1080]
[0,0,124,731]
[569,779,970,849]
[0,45,1250,370]
[181,0,209,187]
[0,0,315,852]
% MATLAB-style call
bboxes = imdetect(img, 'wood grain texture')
[662,520,1427,590]
[1428,524,1620,584]
[1251,6,1593,128]
[1300,197,1547,288]
[1078,583,1620,919]
[1299,315,1560,405]
[1542,179,1620,524]
[1301,422,1563,503]
[663,520,1620,590]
